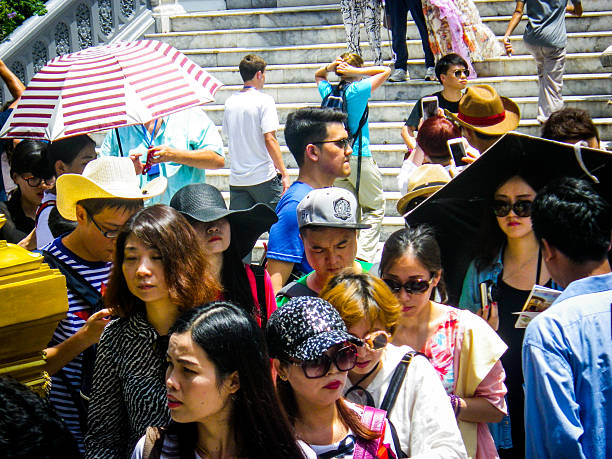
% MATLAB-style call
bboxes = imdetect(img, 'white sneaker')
[424,66,436,81]
[389,68,408,82]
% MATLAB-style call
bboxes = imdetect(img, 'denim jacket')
[458,248,561,449]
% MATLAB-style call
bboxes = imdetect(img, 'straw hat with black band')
[445,85,520,136]
[56,157,167,221]
[169,183,278,259]
[397,164,451,216]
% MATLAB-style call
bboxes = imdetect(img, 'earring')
[279,374,288,381]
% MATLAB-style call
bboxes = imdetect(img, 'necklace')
[502,251,538,283]
[351,361,380,388]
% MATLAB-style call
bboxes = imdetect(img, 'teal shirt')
[318,79,372,157]
[100,107,224,205]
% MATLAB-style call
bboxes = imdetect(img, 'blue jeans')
[388,0,435,69]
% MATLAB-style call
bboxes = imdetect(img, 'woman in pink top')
[379,225,508,459]
[170,183,278,327]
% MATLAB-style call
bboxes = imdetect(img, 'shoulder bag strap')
[142,426,165,459]
[276,280,315,301]
[35,200,56,225]
[380,352,417,414]
[249,264,268,328]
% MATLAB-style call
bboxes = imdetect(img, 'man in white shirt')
[223,54,289,211]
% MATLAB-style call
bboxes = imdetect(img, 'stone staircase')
[146,0,612,259]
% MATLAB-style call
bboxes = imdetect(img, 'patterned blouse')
[85,313,171,459]
[420,308,460,394]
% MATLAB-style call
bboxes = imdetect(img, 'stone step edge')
[151,11,609,37]
[213,72,612,90]
[198,52,603,72]
[166,1,602,18]
[181,31,612,54]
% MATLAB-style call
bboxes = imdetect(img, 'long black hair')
[165,302,307,459]
[221,237,259,319]
[380,225,448,302]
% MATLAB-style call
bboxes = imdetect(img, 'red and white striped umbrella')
[0,40,222,141]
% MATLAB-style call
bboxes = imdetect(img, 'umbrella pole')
[115,128,124,157]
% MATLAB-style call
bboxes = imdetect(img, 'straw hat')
[57,157,167,221]
[396,164,451,216]
[170,183,278,258]
[445,85,520,136]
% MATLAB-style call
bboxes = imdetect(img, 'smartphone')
[447,138,466,166]
[421,96,439,120]
[479,282,491,316]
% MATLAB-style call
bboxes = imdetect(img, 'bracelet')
[449,394,461,418]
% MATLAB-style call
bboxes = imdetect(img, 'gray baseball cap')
[297,187,371,230]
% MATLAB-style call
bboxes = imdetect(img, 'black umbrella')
[404,132,612,305]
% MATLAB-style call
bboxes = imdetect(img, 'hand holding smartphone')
[421,96,439,121]
[447,138,467,167]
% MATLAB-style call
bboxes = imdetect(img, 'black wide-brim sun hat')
[170,183,278,259]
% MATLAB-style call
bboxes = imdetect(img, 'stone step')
[201,52,606,85]
[181,31,612,67]
[211,73,612,104]
[166,2,609,32]
[206,94,612,130]
[151,13,609,49]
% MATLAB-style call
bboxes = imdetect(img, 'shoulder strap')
[35,200,56,225]
[40,249,102,309]
[142,426,164,459]
[276,280,316,301]
[249,264,268,328]
[380,352,418,415]
[354,406,387,459]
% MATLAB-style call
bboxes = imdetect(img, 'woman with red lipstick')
[268,296,400,458]
[321,271,467,458]
[170,183,278,327]
[458,172,559,457]
[380,226,507,459]
[0,140,54,244]
[131,301,314,459]
[85,205,221,459]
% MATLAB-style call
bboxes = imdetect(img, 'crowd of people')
[0,0,609,455]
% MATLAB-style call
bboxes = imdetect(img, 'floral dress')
[420,308,460,394]
[422,0,503,77]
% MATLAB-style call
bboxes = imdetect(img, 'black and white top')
[85,313,171,459]
[44,237,112,453]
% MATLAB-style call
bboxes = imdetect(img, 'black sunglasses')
[289,345,357,379]
[453,69,470,78]
[492,199,532,218]
[383,277,434,295]
[313,137,352,151]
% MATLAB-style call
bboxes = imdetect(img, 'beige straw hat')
[396,164,451,216]
[57,156,167,221]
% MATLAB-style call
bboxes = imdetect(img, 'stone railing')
[0,0,155,105]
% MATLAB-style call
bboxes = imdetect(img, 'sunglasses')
[313,137,352,151]
[383,277,434,295]
[453,69,470,78]
[290,345,357,379]
[492,199,532,218]
[362,330,391,351]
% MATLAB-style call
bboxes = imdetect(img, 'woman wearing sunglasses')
[267,296,400,459]
[321,271,467,458]
[0,140,54,244]
[458,172,559,457]
[131,301,314,459]
[85,205,221,458]
[380,225,507,459]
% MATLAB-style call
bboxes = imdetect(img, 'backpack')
[321,81,369,199]
[40,249,105,433]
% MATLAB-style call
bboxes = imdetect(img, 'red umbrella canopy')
[0,40,223,141]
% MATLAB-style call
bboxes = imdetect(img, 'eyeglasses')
[362,330,391,351]
[492,199,532,218]
[383,277,434,295]
[289,345,357,379]
[21,175,55,187]
[453,69,470,78]
[313,138,352,151]
[85,209,121,239]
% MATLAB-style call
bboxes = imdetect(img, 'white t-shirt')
[1,150,16,195]
[223,88,279,187]
[343,344,467,458]
[36,190,56,249]
[130,433,316,459]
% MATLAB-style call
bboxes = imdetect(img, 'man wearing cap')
[276,187,371,306]
[267,108,352,294]
[41,156,166,451]
[503,0,582,123]
[446,85,520,154]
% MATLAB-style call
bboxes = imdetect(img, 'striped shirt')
[44,237,112,452]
